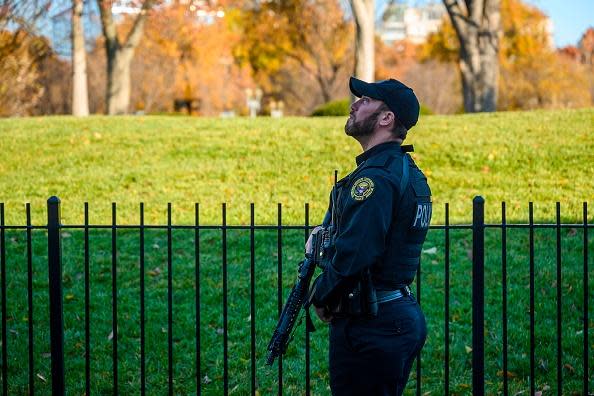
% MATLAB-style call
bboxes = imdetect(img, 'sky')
[381,0,594,48]
[42,0,592,53]
[524,0,593,47]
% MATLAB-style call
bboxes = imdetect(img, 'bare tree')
[0,0,52,31]
[404,60,462,114]
[97,0,154,114]
[285,0,353,103]
[72,0,89,116]
[0,1,52,116]
[442,0,501,112]
[349,0,374,82]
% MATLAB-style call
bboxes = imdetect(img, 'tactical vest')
[328,149,432,290]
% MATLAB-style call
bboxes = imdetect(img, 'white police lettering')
[412,203,431,229]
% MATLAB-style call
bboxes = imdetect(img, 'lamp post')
[246,88,263,118]
[270,100,284,118]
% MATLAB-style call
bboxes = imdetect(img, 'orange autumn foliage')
[421,0,592,110]
[90,3,254,115]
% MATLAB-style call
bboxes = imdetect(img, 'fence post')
[472,196,485,396]
[47,196,65,396]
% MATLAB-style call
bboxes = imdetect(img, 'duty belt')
[376,286,411,304]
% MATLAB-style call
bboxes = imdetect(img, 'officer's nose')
[351,99,360,112]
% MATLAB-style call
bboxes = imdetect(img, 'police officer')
[307,77,432,396]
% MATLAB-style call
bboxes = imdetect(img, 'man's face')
[344,96,384,137]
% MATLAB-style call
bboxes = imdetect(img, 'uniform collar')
[356,141,402,166]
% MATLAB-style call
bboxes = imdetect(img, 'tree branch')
[443,0,468,45]
[0,0,51,32]
[284,50,317,78]
[469,0,485,24]
[97,0,118,47]
[349,0,370,29]
[124,0,155,49]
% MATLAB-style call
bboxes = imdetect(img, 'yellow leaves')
[497,370,517,378]
[420,16,459,63]
[501,0,551,59]
[497,0,591,110]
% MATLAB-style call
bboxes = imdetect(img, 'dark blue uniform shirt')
[312,141,432,309]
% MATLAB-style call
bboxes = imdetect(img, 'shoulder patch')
[350,177,375,201]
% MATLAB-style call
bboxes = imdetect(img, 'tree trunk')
[350,0,374,82]
[71,0,89,116]
[98,0,152,115]
[106,49,133,115]
[444,0,501,112]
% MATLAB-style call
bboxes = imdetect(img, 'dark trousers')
[329,295,426,396]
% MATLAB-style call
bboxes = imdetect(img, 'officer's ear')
[378,110,395,128]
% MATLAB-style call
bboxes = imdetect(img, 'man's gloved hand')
[315,305,333,323]
[305,225,323,255]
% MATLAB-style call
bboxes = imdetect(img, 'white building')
[378,1,555,48]
[378,1,446,45]
[111,0,142,15]
[111,0,225,23]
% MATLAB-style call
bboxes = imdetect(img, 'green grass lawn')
[0,109,593,395]
[2,227,592,395]
[0,108,593,225]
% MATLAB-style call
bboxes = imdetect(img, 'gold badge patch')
[350,177,375,201]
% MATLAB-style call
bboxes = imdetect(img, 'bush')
[311,98,350,116]
[312,99,434,117]
[419,104,433,115]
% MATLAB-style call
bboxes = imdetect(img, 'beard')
[344,111,382,137]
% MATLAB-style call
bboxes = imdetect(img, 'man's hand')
[314,305,333,323]
[305,225,323,255]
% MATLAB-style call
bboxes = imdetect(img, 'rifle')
[265,229,326,366]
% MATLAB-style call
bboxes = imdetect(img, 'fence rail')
[0,197,591,396]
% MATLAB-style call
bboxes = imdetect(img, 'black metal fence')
[0,196,591,395]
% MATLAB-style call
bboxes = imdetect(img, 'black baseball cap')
[349,76,420,130]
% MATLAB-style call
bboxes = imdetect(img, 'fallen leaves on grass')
[497,370,517,378]
[148,267,161,276]
[563,363,575,374]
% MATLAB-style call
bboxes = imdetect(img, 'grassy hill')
[0,108,592,225]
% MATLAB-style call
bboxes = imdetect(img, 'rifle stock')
[265,231,322,366]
